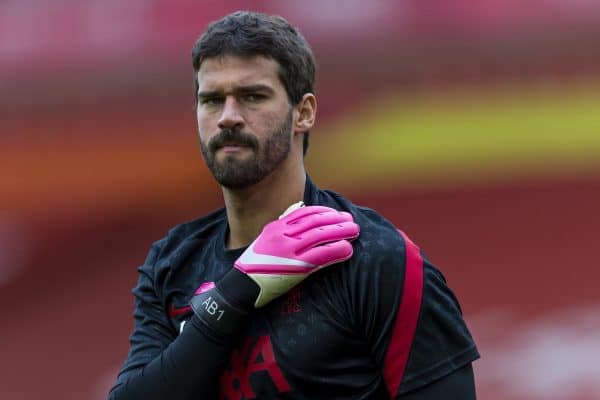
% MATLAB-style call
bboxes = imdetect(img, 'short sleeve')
[350,228,479,397]
[398,256,479,394]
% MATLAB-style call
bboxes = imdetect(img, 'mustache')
[208,129,259,152]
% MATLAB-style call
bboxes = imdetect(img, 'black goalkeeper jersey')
[113,177,479,399]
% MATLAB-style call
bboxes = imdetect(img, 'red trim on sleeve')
[383,229,424,397]
[168,304,192,318]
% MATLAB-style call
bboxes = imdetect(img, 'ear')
[293,93,317,134]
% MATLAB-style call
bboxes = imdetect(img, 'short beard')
[200,110,293,190]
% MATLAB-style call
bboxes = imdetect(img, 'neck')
[223,159,306,249]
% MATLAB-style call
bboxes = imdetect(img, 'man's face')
[196,55,294,189]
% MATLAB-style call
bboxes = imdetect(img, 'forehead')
[196,55,283,92]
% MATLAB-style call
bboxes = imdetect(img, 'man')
[109,11,479,399]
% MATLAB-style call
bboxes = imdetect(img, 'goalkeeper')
[109,11,479,399]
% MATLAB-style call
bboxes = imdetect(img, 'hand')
[235,202,360,307]
[190,202,359,337]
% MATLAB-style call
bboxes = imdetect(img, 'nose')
[217,96,245,131]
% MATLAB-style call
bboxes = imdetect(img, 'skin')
[196,55,317,249]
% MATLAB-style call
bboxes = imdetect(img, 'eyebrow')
[197,84,275,99]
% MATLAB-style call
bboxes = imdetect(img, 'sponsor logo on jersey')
[220,335,291,399]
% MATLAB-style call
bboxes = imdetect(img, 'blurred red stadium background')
[1,1,600,399]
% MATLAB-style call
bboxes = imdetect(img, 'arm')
[109,316,234,399]
[108,243,236,399]
[351,225,479,398]
[109,205,360,399]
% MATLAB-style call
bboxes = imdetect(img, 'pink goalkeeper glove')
[190,202,360,337]
[234,202,360,307]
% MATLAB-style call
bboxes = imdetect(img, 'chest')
[166,262,382,398]
[222,283,380,399]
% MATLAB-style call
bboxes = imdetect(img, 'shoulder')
[315,188,406,268]
[315,188,398,235]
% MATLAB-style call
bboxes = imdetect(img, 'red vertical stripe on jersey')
[383,229,424,397]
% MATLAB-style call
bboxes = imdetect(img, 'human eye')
[199,96,224,106]
[243,93,266,103]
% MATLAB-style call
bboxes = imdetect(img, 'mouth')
[216,142,252,154]
[220,144,248,152]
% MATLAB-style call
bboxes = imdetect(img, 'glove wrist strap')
[190,286,249,337]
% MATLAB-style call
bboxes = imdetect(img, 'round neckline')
[213,219,247,263]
